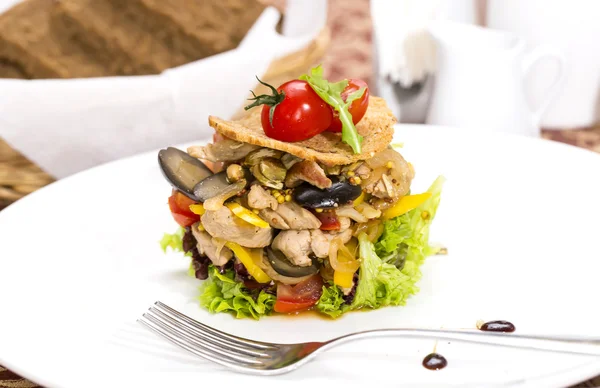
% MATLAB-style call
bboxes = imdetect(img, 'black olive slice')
[266,247,319,277]
[293,176,362,209]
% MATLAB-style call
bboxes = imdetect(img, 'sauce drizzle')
[479,320,515,333]
[422,353,448,370]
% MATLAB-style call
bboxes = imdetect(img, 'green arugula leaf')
[299,65,364,154]
[344,87,366,107]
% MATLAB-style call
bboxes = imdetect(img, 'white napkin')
[0,0,327,179]
[370,0,439,88]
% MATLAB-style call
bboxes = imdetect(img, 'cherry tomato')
[255,80,333,142]
[327,79,370,133]
[172,190,197,213]
[170,211,198,228]
[168,190,200,227]
[274,299,317,313]
[313,210,340,231]
[274,275,324,314]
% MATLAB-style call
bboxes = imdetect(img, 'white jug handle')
[521,44,566,126]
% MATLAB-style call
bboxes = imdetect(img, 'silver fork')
[138,301,600,376]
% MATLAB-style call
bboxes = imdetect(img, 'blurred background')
[0,1,599,387]
[0,0,598,209]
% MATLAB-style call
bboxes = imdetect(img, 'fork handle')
[326,329,600,356]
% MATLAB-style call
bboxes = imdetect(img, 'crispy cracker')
[205,96,396,166]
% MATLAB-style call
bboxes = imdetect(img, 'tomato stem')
[244,77,286,126]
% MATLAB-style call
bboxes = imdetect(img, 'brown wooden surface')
[1,0,600,387]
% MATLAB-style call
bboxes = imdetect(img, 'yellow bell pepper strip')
[353,191,365,207]
[225,202,270,228]
[224,242,271,283]
[383,193,432,220]
[189,203,205,215]
[333,239,360,288]
[334,271,354,289]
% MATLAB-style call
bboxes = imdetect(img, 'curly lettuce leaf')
[199,266,276,320]
[159,227,186,253]
[351,175,445,310]
[316,282,349,318]
[348,233,412,309]
[376,175,446,261]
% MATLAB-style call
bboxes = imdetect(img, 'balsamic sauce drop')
[422,353,448,370]
[479,320,516,333]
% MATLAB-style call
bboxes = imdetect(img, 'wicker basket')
[0,139,55,209]
[0,26,330,209]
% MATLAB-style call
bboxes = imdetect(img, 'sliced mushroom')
[260,158,286,181]
[266,247,319,278]
[281,153,301,169]
[187,139,259,162]
[244,148,283,166]
[158,147,213,200]
[192,168,251,204]
[324,164,342,176]
[252,163,285,190]
[202,179,247,211]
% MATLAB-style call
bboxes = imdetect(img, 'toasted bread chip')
[202,96,396,166]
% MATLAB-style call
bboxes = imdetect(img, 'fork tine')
[140,313,264,367]
[148,307,272,359]
[137,318,256,370]
[154,301,276,350]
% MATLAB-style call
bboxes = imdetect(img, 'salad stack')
[159,66,444,319]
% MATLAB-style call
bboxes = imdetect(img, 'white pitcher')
[425,21,565,137]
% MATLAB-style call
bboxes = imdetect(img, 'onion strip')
[203,179,246,211]
[328,236,361,273]
[336,205,368,223]
[362,166,387,188]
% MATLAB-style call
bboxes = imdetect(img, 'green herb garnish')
[300,65,365,154]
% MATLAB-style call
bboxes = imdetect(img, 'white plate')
[1,125,600,388]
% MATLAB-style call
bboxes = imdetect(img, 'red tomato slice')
[259,80,333,142]
[327,79,370,133]
[274,299,318,314]
[168,191,200,227]
[170,211,199,228]
[172,190,197,216]
[274,275,324,314]
[313,210,340,231]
